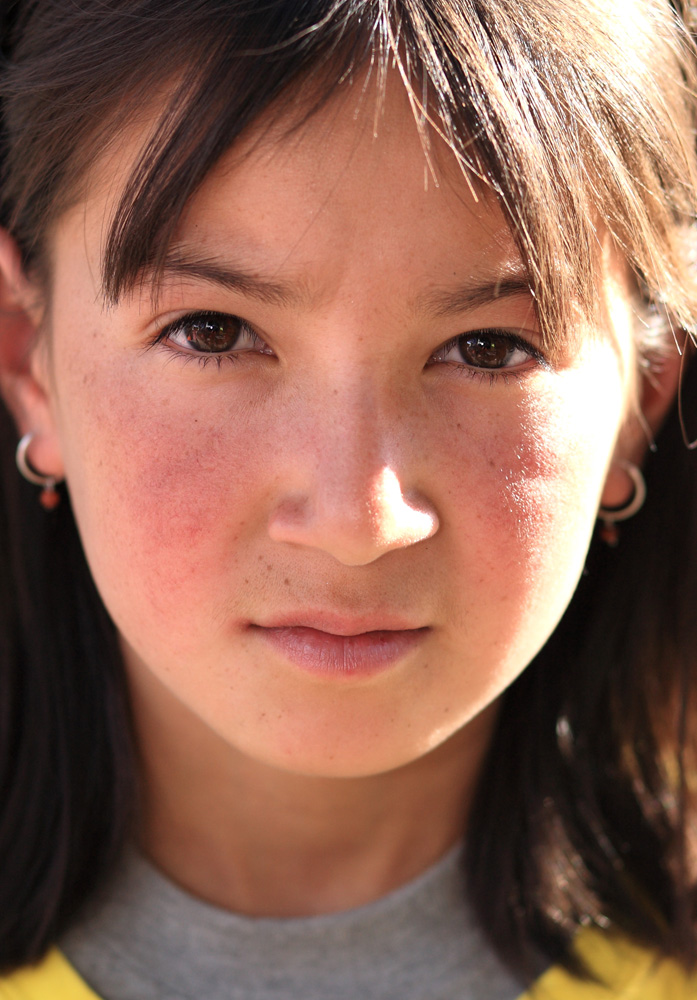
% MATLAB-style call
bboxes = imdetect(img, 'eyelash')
[149,311,548,380]
[149,312,267,370]
[428,332,549,383]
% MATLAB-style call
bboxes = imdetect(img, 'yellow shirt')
[0,929,695,999]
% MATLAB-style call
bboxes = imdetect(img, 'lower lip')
[252,625,429,678]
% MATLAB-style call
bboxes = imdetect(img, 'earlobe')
[0,228,63,479]
[0,227,43,426]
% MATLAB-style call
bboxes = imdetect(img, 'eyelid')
[430,329,551,370]
[150,310,268,351]
[146,312,549,379]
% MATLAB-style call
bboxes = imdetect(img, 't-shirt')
[0,847,695,999]
[58,845,524,999]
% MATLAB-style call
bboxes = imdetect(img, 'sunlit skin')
[0,76,666,916]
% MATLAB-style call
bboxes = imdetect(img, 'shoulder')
[0,949,100,1000]
[520,927,697,999]
[1,933,695,1000]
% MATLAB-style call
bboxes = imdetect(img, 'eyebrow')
[418,275,535,317]
[144,247,533,316]
[144,248,301,307]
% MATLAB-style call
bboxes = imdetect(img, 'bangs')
[5,0,697,349]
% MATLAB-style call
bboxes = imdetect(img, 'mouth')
[248,615,430,678]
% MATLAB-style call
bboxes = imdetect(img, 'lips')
[248,615,430,678]
[252,611,426,636]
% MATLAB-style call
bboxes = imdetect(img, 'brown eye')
[179,314,244,353]
[162,312,272,357]
[457,334,520,369]
[430,330,537,372]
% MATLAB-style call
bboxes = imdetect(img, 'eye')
[429,330,546,372]
[156,312,273,356]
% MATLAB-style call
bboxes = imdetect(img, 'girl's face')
[29,82,637,777]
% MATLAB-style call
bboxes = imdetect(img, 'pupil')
[187,317,237,352]
[460,334,511,368]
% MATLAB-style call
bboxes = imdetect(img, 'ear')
[600,339,684,508]
[0,228,64,479]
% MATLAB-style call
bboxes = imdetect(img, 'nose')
[268,450,439,567]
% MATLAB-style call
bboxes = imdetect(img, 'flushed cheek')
[433,372,623,663]
[57,374,277,651]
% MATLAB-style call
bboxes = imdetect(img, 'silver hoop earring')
[15,432,61,510]
[598,460,646,547]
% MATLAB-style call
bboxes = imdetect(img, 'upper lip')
[250,612,429,637]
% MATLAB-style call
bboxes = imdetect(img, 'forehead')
[56,65,637,375]
[78,76,529,315]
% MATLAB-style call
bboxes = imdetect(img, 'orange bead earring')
[598,460,646,547]
[15,432,62,510]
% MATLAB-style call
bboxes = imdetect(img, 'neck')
[129,666,498,918]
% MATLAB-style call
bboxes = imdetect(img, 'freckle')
[244,578,249,584]
[258,555,263,561]
[283,578,289,586]
[266,563,272,571]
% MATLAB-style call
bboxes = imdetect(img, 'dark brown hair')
[0,0,696,983]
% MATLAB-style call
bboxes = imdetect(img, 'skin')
[0,77,680,916]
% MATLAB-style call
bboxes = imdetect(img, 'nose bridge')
[316,377,386,499]
[306,377,401,538]
[268,376,439,565]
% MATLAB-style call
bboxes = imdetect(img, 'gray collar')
[60,844,524,1000]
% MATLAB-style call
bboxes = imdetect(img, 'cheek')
[55,362,278,648]
[54,325,624,682]
[431,362,624,664]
